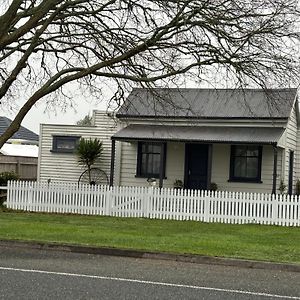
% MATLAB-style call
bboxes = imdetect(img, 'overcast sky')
[1,93,109,134]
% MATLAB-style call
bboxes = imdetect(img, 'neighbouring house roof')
[112,124,285,145]
[116,88,297,119]
[0,116,39,143]
[0,143,39,157]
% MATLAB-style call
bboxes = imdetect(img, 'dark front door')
[185,144,209,190]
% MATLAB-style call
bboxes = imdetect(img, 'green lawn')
[0,210,299,264]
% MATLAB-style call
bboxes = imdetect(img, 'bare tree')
[0,0,299,147]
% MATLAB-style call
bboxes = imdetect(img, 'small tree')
[76,115,93,126]
[76,138,103,184]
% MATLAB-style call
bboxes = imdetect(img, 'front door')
[185,144,209,190]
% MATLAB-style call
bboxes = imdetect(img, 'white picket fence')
[6,181,300,226]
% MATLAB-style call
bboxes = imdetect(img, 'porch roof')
[112,124,285,145]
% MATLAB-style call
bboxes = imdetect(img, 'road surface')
[0,245,299,299]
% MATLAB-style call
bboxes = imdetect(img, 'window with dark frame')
[52,136,80,153]
[229,145,262,183]
[136,142,166,178]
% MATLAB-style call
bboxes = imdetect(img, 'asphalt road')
[0,245,299,300]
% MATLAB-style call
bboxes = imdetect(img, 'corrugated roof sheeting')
[113,124,285,144]
[117,88,297,119]
[0,143,39,157]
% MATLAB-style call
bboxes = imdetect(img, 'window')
[136,142,166,178]
[229,145,262,182]
[52,136,80,153]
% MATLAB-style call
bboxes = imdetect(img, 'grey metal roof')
[112,124,284,144]
[117,88,297,119]
[0,116,39,142]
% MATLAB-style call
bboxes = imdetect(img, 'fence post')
[5,181,10,208]
[204,190,210,222]
[105,185,112,216]
[272,193,278,226]
[144,187,152,218]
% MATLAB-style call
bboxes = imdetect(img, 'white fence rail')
[6,181,300,226]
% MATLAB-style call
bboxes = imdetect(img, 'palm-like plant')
[76,138,103,184]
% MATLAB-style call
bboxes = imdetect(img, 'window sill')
[228,178,263,184]
[135,175,167,180]
[50,149,75,154]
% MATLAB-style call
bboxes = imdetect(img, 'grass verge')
[0,210,299,264]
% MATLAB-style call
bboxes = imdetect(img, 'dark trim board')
[288,150,294,195]
[112,136,277,146]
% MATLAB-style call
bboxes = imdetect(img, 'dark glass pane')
[152,145,161,153]
[147,154,153,174]
[246,146,259,157]
[246,157,258,178]
[235,146,247,156]
[141,154,147,174]
[142,144,146,152]
[57,139,76,150]
[234,157,246,177]
[152,154,160,174]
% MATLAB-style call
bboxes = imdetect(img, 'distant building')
[0,116,39,180]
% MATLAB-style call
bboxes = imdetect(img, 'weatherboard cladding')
[112,124,285,144]
[117,88,297,119]
[0,116,38,141]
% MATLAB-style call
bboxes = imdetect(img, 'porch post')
[109,139,116,186]
[272,145,278,194]
[158,143,165,188]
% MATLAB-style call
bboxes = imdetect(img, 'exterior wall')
[38,112,118,183]
[211,144,282,193]
[296,129,300,184]
[118,141,282,193]
[282,104,298,191]
[118,141,185,188]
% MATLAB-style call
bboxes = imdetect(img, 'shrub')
[173,179,183,189]
[0,171,19,186]
[76,138,103,184]
[210,182,218,191]
[278,179,287,194]
[0,171,19,206]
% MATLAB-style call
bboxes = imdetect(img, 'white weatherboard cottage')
[38,88,300,194]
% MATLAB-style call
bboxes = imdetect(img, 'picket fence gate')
[6,181,300,226]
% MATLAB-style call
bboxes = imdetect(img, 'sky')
[3,98,108,134]
[2,80,117,135]
[25,100,107,133]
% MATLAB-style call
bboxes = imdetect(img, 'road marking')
[0,266,299,299]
